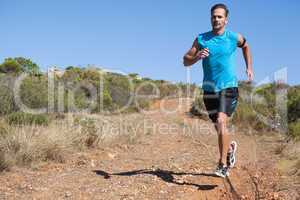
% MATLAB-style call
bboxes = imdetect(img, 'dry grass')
[274,144,286,155]
[276,140,300,179]
[295,159,300,170]
[0,113,151,171]
[0,150,9,171]
[0,119,10,136]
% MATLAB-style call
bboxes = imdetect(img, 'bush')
[2,129,67,166]
[234,102,259,124]
[189,95,209,120]
[20,76,48,110]
[80,118,99,147]
[0,58,23,74]
[6,112,49,126]
[71,116,104,148]
[106,73,131,108]
[288,86,300,122]
[73,86,93,110]
[13,57,40,75]
[288,121,300,140]
[190,87,270,131]
[0,120,10,137]
[135,98,150,111]
[190,83,300,138]
[0,85,16,115]
[61,67,82,82]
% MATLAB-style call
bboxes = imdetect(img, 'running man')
[183,3,254,177]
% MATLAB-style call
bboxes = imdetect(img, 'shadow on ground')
[93,168,219,190]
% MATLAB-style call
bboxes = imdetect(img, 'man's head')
[210,3,229,31]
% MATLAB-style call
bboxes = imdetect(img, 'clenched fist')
[196,48,209,60]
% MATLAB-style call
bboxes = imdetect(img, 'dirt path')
[0,98,289,199]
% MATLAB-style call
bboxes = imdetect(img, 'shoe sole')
[214,171,229,178]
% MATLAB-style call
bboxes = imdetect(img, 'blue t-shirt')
[198,29,238,92]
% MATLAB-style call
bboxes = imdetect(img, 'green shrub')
[0,120,10,137]
[0,85,16,115]
[158,83,178,97]
[189,96,208,119]
[90,89,113,113]
[61,67,82,82]
[80,69,101,82]
[73,87,92,110]
[13,57,40,75]
[190,87,270,131]
[288,121,300,140]
[235,102,255,121]
[135,98,150,111]
[20,76,48,109]
[190,83,300,137]
[6,112,49,126]
[0,58,23,74]
[106,74,131,108]
[119,98,150,113]
[288,86,300,122]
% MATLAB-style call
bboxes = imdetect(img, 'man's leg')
[213,88,238,177]
[214,123,222,162]
[216,112,230,165]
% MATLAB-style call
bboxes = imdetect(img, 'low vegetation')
[0,57,197,171]
[190,81,300,139]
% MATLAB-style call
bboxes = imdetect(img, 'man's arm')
[183,38,209,66]
[237,33,253,81]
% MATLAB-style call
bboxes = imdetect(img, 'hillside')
[0,98,298,199]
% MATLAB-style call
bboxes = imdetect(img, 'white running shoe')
[227,141,237,168]
[214,163,230,178]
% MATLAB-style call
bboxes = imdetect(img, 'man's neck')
[212,28,225,36]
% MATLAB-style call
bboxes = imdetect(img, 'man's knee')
[216,113,228,133]
[217,116,226,124]
[217,113,227,124]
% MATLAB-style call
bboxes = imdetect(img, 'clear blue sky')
[1,0,299,85]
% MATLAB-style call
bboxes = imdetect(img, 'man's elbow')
[242,43,250,50]
[183,57,191,66]
[183,60,190,67]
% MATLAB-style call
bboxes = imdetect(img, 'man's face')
[211,8,228,31]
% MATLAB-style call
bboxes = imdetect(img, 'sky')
[1,0,299,85]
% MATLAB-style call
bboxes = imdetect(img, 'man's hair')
[211,3,229,17]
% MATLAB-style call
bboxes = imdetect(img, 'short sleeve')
[197,34,204,49]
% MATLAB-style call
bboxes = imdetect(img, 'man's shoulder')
[226,30,239,41]
[197,31,213,43]
[198,31,211,37]
[226,29,237,34]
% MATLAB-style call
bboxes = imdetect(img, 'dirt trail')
[0,98,289,199]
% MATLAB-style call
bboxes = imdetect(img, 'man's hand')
[196,48,209,60]
[183,39,209,66]
[238,33,253,83]
[246,67,254,82]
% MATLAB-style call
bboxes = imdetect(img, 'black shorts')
[203,87,239,123]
